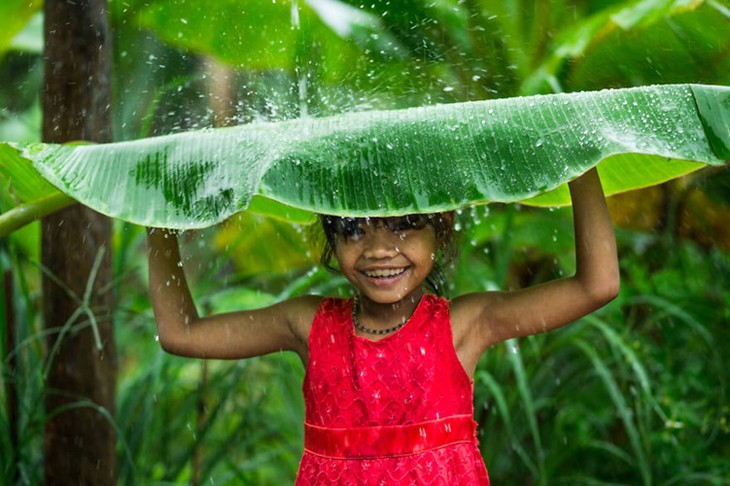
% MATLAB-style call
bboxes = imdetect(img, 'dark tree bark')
[41,0,117,484]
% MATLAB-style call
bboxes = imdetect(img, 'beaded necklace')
[351,295,419,336]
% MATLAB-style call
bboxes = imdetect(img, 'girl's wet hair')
[319,213,456,297]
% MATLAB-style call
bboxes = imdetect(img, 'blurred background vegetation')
[1,0,729,484]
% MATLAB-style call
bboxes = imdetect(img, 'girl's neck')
[356,288,424,331]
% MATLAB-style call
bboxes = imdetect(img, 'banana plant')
[518,0,730,93]
[0,83,727,235]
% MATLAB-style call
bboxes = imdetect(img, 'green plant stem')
[0,192,75,237]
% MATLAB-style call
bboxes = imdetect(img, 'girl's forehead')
[356,216,405,225]
[332,214,431,229]
[335,214,429,225]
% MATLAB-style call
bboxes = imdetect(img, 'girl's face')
[333,216,438,305]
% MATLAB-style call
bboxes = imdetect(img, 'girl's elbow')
[158,335,180,355]
[608,265,621,299]
[155,318,194,356]
[157,332,183,355]
[592,272,620,307]
[604,278,620,304]
[158,335,200,357]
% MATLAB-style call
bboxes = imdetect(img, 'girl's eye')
[339,219,366,240]
[345,227,365,240]
[386,216,428,233]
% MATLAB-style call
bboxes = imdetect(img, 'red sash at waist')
[304,414,477,459]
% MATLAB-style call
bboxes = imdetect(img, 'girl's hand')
[450,168,619,376]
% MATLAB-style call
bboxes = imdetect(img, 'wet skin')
[333,218,437,334]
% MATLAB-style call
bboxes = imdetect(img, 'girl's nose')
[362,226,400,258]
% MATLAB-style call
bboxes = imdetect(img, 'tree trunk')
[41,0,117,484]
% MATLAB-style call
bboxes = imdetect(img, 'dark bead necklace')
[351,295,417,336]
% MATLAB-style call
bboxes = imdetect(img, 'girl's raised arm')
[452,168,619,372]
[147,228,317,361]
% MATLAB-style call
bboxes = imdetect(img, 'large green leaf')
[522,0,730,94]
[136,0,404,79]
[565,1,730,91]
[0,84,727,233]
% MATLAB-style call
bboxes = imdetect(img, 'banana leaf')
[0,84,727,234]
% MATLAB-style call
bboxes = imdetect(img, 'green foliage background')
[1,0,729,484]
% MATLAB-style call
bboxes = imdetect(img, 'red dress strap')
[304,414,477,459]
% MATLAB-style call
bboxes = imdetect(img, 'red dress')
[296,294,490,485]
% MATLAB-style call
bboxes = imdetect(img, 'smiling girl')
[147,167,619,484]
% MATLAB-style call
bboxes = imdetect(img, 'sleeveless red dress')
[296,294,490,485]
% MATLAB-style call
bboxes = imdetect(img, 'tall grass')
[1,230,46,484]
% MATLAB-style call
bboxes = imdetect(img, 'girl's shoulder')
[271,294,323,343]
[282,294,355,328]
[284,294,326,321]
[308,295,354,327]
[448,291,500,323]
[448,290,502,342]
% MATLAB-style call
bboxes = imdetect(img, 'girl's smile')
[361,267,408,279]
[360,265,409,285]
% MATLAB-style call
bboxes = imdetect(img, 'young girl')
[147,168,619,484]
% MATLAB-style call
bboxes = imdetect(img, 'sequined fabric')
[296,295,490,485]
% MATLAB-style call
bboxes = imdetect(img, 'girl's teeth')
[365,268,405,278]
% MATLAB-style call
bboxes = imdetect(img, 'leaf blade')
[1,84,727,231]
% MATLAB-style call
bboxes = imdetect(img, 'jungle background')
[1,0,729,484]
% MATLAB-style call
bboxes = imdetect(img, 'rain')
[0,1,729,485]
